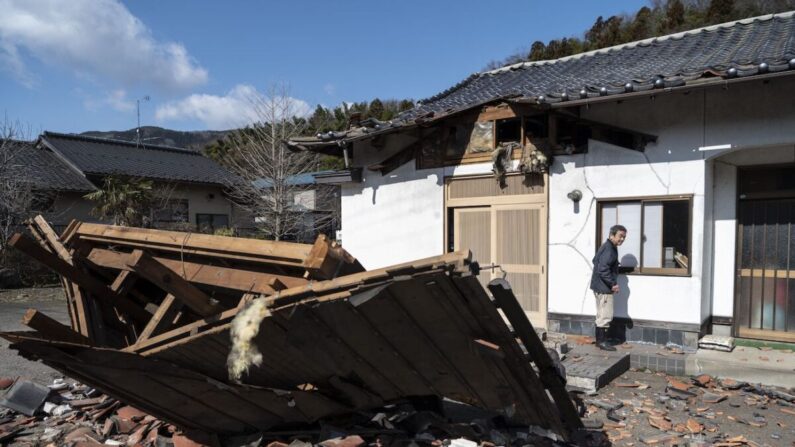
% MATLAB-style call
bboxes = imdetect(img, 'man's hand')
[611,284,620,294]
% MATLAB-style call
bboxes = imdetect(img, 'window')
[153,199,189,224]
[196,213,229,233]
[598,197,691,275]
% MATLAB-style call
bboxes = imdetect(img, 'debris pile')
[0,377,577,446]
[1,217,583,444]
[582,371,795,446]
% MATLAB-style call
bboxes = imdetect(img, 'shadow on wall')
[610,270,633,342]
[368,165,443,205]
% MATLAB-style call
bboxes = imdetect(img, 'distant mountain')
[81,126,231,151]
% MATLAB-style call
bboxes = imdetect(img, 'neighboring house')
[251,171,341,242]
[288,12,795,346]
[25,131,242,233]
[1,140,97,233]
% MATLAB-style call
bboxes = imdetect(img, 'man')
[590,224,627,351]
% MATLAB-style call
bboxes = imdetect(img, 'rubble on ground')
[581,370,795,446]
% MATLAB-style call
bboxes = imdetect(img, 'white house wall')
[550,78,795,326]
[341,161,444,270]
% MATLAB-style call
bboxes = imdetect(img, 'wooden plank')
[488,279,583,434]
[109,270,138,296]
[22,309,91,345]
[387,278,514,412]
[137,294,182,343]
[125,250,224,318]
[8,233,150,323]
[71,223,313,266]
[303,234,365,280]
[451,275,564,433]
[33,215,73,263]
[125,308,239,353]
[312,299,431,396]
[266,250,472,309]
[87,248,300,293]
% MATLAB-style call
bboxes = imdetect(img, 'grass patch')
[735,338,795,351]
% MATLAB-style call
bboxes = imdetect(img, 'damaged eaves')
[287,12,795,167]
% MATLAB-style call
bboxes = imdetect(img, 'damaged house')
[288,12,795,346]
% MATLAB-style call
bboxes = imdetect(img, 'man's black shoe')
[596,327,616,351]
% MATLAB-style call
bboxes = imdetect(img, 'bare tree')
[222,85,337,242]
[0,117,36,265]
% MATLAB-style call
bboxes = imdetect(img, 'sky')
[0,0,651,134]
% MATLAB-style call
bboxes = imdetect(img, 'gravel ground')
[0,286,69,384]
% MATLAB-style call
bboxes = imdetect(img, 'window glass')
[662,201,689,270]
[599,197,690,274]
[196,213,229,233]
[601,202,640,268]
[643,202,663,268]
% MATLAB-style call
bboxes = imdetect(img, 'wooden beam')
[86,248,299,293]
[303,234,365,280]
[70,222,313,267]
[8,233,151,323]
[32,215,73,263]
[137,294,182,343]
[125,250,223,318]
[110,270,138,296]
[487,279,584,433]
[22,308,91,345]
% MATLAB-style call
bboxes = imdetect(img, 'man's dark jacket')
[591,239,618,294]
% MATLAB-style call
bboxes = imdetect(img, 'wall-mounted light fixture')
[567,189,582,202]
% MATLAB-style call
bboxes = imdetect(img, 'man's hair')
[610,224,627,236]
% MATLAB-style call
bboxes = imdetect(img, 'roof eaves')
[482,11,795,76]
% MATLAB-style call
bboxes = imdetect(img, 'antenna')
[136,95,150,146]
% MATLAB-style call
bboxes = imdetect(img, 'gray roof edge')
[42,131,201,156]
[36,136,94,185]
[482,11,795,76]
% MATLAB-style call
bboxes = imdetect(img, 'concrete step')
[562,344,629,392]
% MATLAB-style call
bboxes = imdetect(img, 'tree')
[222,85,338,242]
[705,0,736,23]
[527,41,547,61]
[0,118,35,266]
[84,176,154,226]
[662,0,686,33]
[368,98,385,121]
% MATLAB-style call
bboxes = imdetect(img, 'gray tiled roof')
[2,140,96,192]
[39,132,234,186]
[407,12,795,118]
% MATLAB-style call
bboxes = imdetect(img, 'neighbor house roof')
[289,12,795,153]
[2,140,96,192]
[38,132,234,186]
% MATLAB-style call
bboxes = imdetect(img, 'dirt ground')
[0,286,69,384]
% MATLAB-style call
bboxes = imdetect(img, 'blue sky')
[0,0,650,133]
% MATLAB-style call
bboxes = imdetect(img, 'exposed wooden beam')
[125,250,224,318]
[110,270,138,296]
[9,234,151,324]
[136,294,182,343]
[22,308,91,345]
[33,215,73,263]
[87,248,298,293]
[487,279,584,433]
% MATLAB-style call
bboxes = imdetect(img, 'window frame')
[196,213,229,233]
[596,195,693,277]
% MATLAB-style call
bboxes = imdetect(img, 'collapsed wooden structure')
[2,217,582,441]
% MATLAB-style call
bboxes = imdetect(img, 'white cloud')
[83,89,135,112]
[323,83,336,96]
[0,0,208,90]
[155,84,312,130]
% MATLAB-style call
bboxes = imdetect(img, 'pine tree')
[527,41,547,61]
[368,98,385,121]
